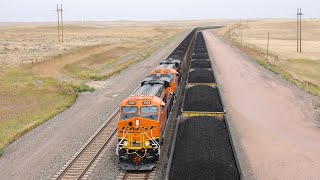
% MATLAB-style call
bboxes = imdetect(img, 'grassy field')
[215,19,320,97]
[0,22,195,154]
[0,66,76,154]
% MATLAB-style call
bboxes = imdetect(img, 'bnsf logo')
[121,126,157,131]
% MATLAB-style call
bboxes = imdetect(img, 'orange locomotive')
[116,57,183,170]
[117,78,172,170]
[159,58,181,74]
[150,64,179,94]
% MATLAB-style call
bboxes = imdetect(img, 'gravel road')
[0,31,189,180]
[204,30,320,180]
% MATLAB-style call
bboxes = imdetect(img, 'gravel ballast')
[187,69,215,83]
[169,117,240,180]
[183,85,223,112]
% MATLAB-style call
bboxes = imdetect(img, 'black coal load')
[169,117,240,180]
[192,53,209,59]
[169,54,183,60]
[183,85,222,112]
[188,69,215,83]
[190,59,212,69]
[194,45,207,49]
[167,29,196,60]
[194,48,208,54]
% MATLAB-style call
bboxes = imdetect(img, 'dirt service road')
[204,31,320,180]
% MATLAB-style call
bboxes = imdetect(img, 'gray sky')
[0,0,318,22]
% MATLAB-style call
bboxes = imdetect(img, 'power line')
[299,8,302,53]
[296,8,302,52]
[57,4,60,43]
[56,4,64,43]
[61,4,64,43]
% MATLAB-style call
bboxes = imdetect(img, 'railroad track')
[117,169,156,180]
[52,110,119,180]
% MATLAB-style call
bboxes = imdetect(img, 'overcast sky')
[0,0,318,22]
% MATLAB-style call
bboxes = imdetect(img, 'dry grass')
[0,22,189,153]
[215,19,320,96]
[62,29,179,81]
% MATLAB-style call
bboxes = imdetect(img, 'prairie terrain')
[215,19,320,96]
[0,21,195,153]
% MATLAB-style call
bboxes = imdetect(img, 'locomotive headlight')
[123,141,128,146]
[145,141,150,146]
[135,120,140,126]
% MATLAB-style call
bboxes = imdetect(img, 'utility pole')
[296,8,299,52]
[296,8,302,52]
[60,4,64,43]
[57,4,60,43]
[299,8,302,53]
[56,4,64,43]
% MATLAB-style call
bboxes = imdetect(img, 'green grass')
[74,84,95,93]
[0,67,77,154]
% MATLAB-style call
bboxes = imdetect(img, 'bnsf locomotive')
[116,59,181,170]
[116,29,195,170]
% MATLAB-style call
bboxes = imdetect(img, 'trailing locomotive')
[116,29,196,170]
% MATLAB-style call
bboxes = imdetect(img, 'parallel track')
[53,110,119,180]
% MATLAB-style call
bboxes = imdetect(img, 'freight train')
[116,30,195,170]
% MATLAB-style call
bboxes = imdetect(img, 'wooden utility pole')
[56,4,64,43]
[267,32,270,61]
[299,8,302,53]
[296,8,299,52]
[57,4,60,43]
[60,4,64,43]
[296,8,302,52]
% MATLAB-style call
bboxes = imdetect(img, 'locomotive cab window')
[121,106,138,113]
[141,106,158,121]
[141,106,158,114]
